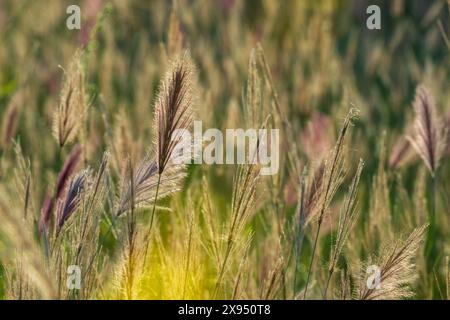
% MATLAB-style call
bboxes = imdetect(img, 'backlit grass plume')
[357,224,428,300]
[56,169,90,233]
[408,85,447,176]
[114,53,197,272]
[39,144,82,234]
[52,50,86,148]
[154,53,196,176]
[116,53,196,217]
[146,53,196,234]
[115,153,186,216]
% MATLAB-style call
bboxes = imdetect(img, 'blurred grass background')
[0,0,449,299]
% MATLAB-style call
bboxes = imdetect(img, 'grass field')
[0,0,449,300]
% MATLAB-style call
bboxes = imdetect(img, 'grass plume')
[52,50,86,148]
[358,224,428,300]
[408,85,447,176]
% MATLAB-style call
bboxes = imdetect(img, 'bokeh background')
[0,0,449,299]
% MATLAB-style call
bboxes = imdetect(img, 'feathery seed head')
[408,85,446,176]
[52,50,86,148]
[154,53,196,175]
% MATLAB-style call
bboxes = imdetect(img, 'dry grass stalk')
[214,148,261,298]
[337,269,352,300]
[232,248,250,300]
[304,162,326,225]
[209,62,270,298]
[256,43,300,178]
[180,194,199,299]
[260,257,285,300]
[0,194,56,299]
[292,170,307,297]
[109,107,139,174]
[413,167,428,226]
[200,176,222,267]
[366,136,393,249]
[213,124,261,298]
[52,50,86,148]
[245,49,261,129]
[303,108,357,299]
[324,158,364,298]
[12,142,34,220]
[122,159,139,299]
